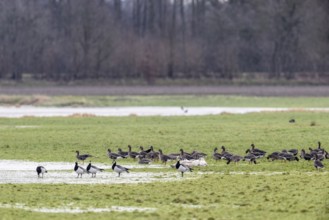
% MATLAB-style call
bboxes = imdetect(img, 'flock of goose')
[213,141,326,169]
[36,141,326,179]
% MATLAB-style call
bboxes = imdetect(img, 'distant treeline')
[0,0,328,83]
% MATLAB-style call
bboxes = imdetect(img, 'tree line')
[0,0,328,83]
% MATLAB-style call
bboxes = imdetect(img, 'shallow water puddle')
[0,203,157,213]
[0,160,165,171]
[0,160,196,184]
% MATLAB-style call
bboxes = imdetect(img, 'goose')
[159,149,174,165]
[213,147,222,161]
[76,151,94,164]
[167,151,180,160]
[74,162,86,178]
[117,148,128,157]
[128,145,139,159]
[317,141,323,151]
[138,146,152,158]
[220,146,233,160]
[308,147,319,159]
[285,149,298,156]
[250,144,266,155]
[112,161,129,177]
[278,152,299,161]
[146,146,160,160]
[175,161,193,177]
[36,166,47,178]
[314,154,324,170]
[226,155,243,165]
[179,149,194,160]
[86,162,104,178]
[243,153,257,164]
[267,152,281,161]
[300,149,312,161]
[107,149,126,161]
[245,149,264,159]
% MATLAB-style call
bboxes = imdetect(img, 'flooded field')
[0,160,196,184]
[0,106,327,117]
[1,160,326,185]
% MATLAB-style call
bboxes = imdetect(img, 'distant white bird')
[36,166,47,178]
[175,161,193,177]
[180,158,207,167]
[74,162,86,178]
[112,161,129,177]
[86,162,104,178]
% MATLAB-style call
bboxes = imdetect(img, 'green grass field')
[2,95,329,107]
[0,112,329,219]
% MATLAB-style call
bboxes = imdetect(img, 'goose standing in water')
[175,161,193,177]
[74,162,86,178]
[112,161,129,177]
[86,162,104,178]
[36,166,47,178]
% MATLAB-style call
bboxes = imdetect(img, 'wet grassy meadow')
[0,111,328,219]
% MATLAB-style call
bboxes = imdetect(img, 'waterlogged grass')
[0,112,329,219]
[2,95,329,107]
[0,112,329,162]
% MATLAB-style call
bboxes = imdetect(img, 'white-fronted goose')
[300,149,312,161]
[245,148,264,159]
[314,154,324,170]
[159,149,174,165]
[146,146,160,160]
[267,152,280,161]
[226,155,243,165]
[76,151,94,164]
[107,149,126,161]
[250,144,266,155]
[117,148,128,157]
[278,152,299,161]
[128,145,139,159]
[213,147,222,161]
[180,149,194,160]
[220,146,233,160]
[243,153,257,164]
